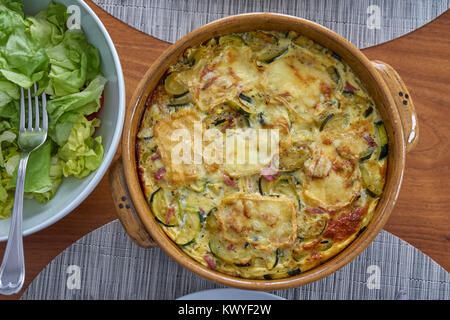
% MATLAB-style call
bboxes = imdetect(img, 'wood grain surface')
[0,1,448,299]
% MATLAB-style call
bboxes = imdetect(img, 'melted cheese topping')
[153,109,205,187]
[136,31,388,279]
[218,193,297,251]
[264,54,332,114]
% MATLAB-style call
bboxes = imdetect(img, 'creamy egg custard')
[136,31,388,279]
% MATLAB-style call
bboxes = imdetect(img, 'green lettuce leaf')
[0,0,49,97]
[0,114,18,218]
[58,115,103,178]
[0,100,19,129]
[0,171,14,219]
[0,129,16,167]
[0,0,106,217]
[0,74,19,107]
[0,27,49,89]
[9,140,53,194]
[39,1,69,31]
[0,0,25,42]
[27,16,64,49]
[29,154,62,203]
[47,75,106,145]
[46,30,101,97]
[26,0,68,49]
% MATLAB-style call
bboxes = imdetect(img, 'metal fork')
[0,84,47,295]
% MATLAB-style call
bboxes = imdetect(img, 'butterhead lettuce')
[58,116,103,179]
[48,75,106,145]
[0,0,106,218]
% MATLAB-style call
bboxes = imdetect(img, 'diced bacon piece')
[151,150,161,161]
[305,207,326,214]
[154,167,166,180]
[223,173,237,187]
[203,254,216,269]
[260,166,279,181]
[363,133,377,147]
[166,206,175,224]
[344,81,358,93]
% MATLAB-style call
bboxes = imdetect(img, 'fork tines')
[19,83,48,133]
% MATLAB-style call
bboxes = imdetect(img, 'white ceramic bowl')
[0,0,125,241]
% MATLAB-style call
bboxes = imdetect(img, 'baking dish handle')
[371,60,419,153]
[109,159,157,248]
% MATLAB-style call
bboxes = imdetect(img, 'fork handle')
[0,153,29,295]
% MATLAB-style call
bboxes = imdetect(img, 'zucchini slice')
[265,249,280,270]
[219,35,244,46]
[172,210,201,246]
[164,71,188,96]
[238,93,253,106]
[364,106,374,118]
[257,112,265,125]
[209,237,254,266]
[320,112,349,132]
[359,149,374,162]
[279,146,310,171]
[287,269,302,277]
[259,175,298,203]
[326,66,340,85]
[375,121,388,160]
[315,112,335,131]
[379,144,389,160]
[331,51,342,61]
[319,220,328,236]
[286,31,298,39]
[273,176,299,201]
[292,248,309,262]
[185,46,207,66]
[365,188,378,198]
[263,272,290,280]
[168,92,191,107]
[351,93,368,105]
[293,35,313,49]
[254,31,278,44]
[249,250,280,270]
[297,216,328,241]
[187,180,206,193]
[258,176,276,195]
[360,160,384,197]
[259,175,299,209]
[150,188,180,227]
[237,93,255,115]
[317,239,333,251]
[226,97,254,116]
[209,237,280,270]
[246,31,278,51]
[207,214,280,267]
[257,46,288,64]
[205,211,219,232]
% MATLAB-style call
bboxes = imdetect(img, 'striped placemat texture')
[92,0,450,48]
[21,0,450,300]
[21,221,449,300]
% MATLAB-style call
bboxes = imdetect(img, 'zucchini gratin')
[136,31,388,279]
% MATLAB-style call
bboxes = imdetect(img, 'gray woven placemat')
[21,220,449,300]
[92,0,450,48]
[21,0,450,300]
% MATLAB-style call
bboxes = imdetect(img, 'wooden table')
[0,2,449,299]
